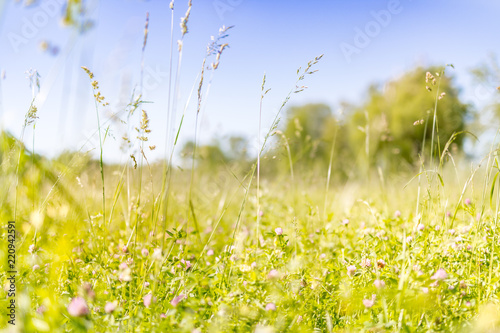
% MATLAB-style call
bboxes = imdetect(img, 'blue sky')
[1,0,500,163]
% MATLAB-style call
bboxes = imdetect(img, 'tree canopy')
[279,66,470,177]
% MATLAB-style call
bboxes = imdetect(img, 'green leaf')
[490,171,499,208]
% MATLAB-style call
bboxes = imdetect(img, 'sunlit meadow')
[2,1,500,332]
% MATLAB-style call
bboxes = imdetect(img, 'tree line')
[182,66,479,180]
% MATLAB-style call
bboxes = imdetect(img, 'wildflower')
[422,287,429,294]
[319,253,326,260]
[161,313,167,318]
[394,210,401,218]
[347,265,356,277]
[361,258,371,268]
[265,302,276,311]
[275,227,283,236]
[460,280,467,289]
[431,268,448,281]
[341,219,349,225]
[119,269,132,282]
[251,261,257,269]
[363,295,376,308]
[374,279,385,289]
[33,264,40,271]
[152,248,162,261]
[267,269,279,279]
[170,294,185,307]
[297,315,303,323]
[141,248,149,257]
[207,249,214,256]
[180,259,192,270]
[425,71,434,83]
[448,229,456,235]
[118,263,132,282]
[417,223,425,231]
[464,198,471,206]
[67,297,89,317]
[104,302,116,314]
[377,259,386,269]
[144,281,150,288]
[406,236,413,243]
[143,293,156,307]
[36,306,46,314]
[28,244,36,253]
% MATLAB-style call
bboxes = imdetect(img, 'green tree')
[279,103,350,179]
[181,140,228,170]
[282,104,334,164]
[346,66,469,171]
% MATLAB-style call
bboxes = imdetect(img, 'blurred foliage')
[347,66,468,169]
[15,0,94,31]
[180,136,252,173]
[282,103,336,165]
[279,103,348,179]
[176,66,470,181]
[181,140,229,171]
[278,66,470,178]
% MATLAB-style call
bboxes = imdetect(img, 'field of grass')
[2,133,500,332]
[2,3,500,332]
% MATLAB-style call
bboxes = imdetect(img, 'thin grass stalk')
[222,55,323,286]
[159,0,191,254]
[256,74,267,246]
[187,59,206,245]
[323,121,338,220]
[16,70,39,225]
[155,0,175,237]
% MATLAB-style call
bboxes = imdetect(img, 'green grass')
[1,5,500,331]
[1,143,500,332]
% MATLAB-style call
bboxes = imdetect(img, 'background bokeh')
[1,0,500,165]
